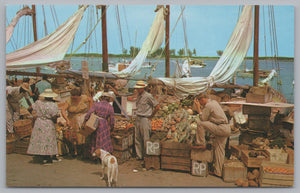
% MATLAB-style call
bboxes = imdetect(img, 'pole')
[32,5,40,76]
[253,5,259,86]
[165,5,170,78]
[102,5,108,72]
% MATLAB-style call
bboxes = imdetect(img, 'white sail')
[157,5,254,98]
[6,5,88,70]
[113,6,165,78]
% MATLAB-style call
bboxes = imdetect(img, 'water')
[16,57,295,103]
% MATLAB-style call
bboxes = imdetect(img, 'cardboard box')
[80,113,99,136]
[222,160,247,182]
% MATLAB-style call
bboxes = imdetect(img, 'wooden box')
[246,92,272,103]
[248,115,270,131]
[222,160,247,182]
[191,148,213,162]
[228,132,240,147]
[286,148,294,165]
[144,155,160,170]
[145,140,161,155]
[191,161,208,177]
[161,156,191,172]
[241,150,269,168]
[266,149,288,164]
[230,144,249,159]
[81,113,99,136]
[161,141,191,158]
[259,161,294,187]
[112,135,129,151]
[112,150,131,164]
[243,105,271,115]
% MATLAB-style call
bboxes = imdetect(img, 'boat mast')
[253,5,259,86]
[32,5,41,75]
[102,5,108,72]
[165,5,170,77]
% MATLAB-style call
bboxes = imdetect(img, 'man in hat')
[194,93,231,178]
[6,79,32,134]
[134,80,160,160]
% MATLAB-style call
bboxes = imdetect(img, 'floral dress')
[27,100,58,155]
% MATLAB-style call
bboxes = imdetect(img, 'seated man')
[194,93,231,178]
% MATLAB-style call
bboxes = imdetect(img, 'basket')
[13,119,33,138]
[6,139,16,154]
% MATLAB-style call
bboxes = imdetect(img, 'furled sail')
[6,5,88,70]
[157,5,254,98]
[6,6,34,44]
[113,6,165,78]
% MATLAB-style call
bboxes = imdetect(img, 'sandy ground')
[5,153,236,188]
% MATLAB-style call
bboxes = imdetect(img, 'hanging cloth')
[6,5,88,69]
[157,5,254,98]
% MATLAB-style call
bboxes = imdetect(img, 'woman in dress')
[84,92,115,154]
[27,89,59,164]
[61,87,93,157]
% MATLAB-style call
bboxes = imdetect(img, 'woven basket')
[6,139,16,154]
[13,119,33,138]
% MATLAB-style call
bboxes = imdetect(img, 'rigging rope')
[181,5,189,58]
[116,5,125,56]
[42,5,48,36]
[122,6,132,46]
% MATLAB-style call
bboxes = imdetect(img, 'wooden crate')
[241,150,269,168]
[14,137,31,155]
[191,161,208,177]
[145,140,161,156]
[248,115,270,131]
[222,160,247,182]
[243,105,271,115]
[228,132,240,147]
[246,92,272,103]
[112,150,131,164]
[111,135,129,151]
[286,148,294,165]
[144,155,160,170]
[266,149,288,164]
[230,145,249,159]
[161,156,191,172]
[161,141,191,158]
[259,161,294,187]
[191,148,213,162]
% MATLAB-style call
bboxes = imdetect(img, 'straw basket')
[13,119,33,138]
[6,139,16,154]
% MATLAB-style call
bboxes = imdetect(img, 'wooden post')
[32,5,40,76]
[165,5,170,78]
[101,5,108,72]
[253,5,259,86]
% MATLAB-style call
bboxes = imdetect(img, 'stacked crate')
[160,141,191,172]
[243,105,271,133]
[111,129,133,164]
[144,140,161,170]
[190,147,213,177]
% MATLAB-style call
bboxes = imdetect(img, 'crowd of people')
[6,76,231,176]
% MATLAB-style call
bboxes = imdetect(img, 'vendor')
[134,80,160,160]
[194,93,231,178]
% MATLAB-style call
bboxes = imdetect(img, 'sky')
[5,4,294,58]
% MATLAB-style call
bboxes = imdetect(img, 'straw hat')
[102,92,115,99]
[21,82,30,92]
[134,80,147,88]
[39,89,58,98]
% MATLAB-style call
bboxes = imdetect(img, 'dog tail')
[110,157,118,185]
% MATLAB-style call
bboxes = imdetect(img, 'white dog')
[93,149,118,187]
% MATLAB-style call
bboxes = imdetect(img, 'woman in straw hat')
[84,92,115,154]
[27,89,59,165]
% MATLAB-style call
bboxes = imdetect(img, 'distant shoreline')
[65,53,294,62]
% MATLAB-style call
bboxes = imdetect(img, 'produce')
[151,119,164,131]
[263,166,294,175]
[235,178,245,187]
[248,180,258,187]
[247,172,256,180]
[252,169,260,178]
